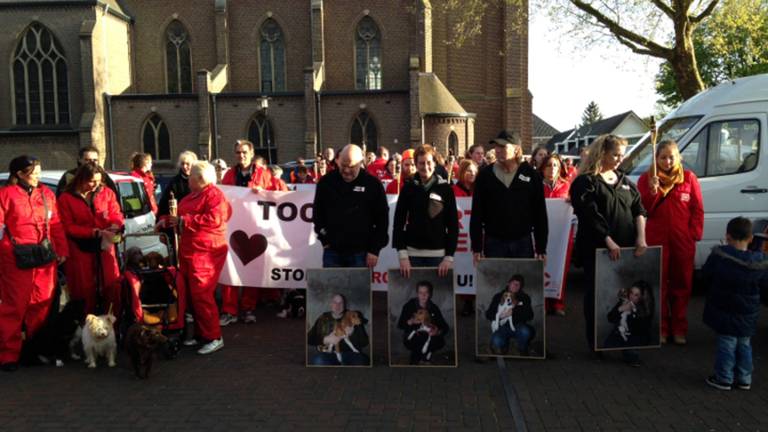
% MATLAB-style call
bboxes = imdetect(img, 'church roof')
[418,72,473,117]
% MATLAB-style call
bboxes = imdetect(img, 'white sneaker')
[182,338,198,347]
[219,313,237,326]
[197,338,224,355]
[243,311,257,324]
[276,309,288,319]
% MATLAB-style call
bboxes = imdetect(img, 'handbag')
[6,191,58,269]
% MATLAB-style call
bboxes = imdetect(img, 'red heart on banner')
[229,230,268,266]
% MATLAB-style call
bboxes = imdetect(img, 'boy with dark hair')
[703,217,768,391]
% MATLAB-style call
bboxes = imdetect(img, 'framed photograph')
[305,268,372,367]
[475,259,546,359]
[387,268,457,367]
[594,246,662,351]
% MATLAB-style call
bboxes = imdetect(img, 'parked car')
[621,73,768,268]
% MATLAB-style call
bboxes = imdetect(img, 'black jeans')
[483,235,534,259]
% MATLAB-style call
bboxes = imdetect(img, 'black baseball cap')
[489,130,521,146]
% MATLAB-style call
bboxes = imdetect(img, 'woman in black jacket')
[603,280,654,349]
[485,274,535,355]
[397,281,450,364]
[569,134,648,364]
[393,144,459,278]
[307,293,369,366]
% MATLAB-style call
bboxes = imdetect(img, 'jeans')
[484,235,534,259]
[322,249,367,268]
[490,323,534,354]
[714,334,753,385]
[308,351,370,366]
[409,256,443,267]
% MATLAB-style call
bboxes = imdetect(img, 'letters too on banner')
[217,185,574,298]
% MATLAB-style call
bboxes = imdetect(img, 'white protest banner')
[218,185,572,296]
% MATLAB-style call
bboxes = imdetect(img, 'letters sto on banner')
[218,185,573,297]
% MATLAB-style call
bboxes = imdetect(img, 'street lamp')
[259,95,272,164]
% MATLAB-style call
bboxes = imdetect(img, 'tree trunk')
[671,19,706,100]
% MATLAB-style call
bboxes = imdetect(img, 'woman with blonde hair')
[638,140,703,345]
[569,134,648,365]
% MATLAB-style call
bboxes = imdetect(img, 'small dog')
[21,299,85,367]
[616,288,635,342]
[124,323,168,379]
[277,289,306,319]
[82,313,117,368]
[320,311,362,362]
[407,309,436,356]
[492,292,517,333]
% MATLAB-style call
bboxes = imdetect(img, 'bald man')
[312,144,389,268]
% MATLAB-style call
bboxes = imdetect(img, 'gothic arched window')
[166,20,192,93]
[350,111,377,153]
[142,114,171,161]
[354,17,381,90]
[248,114,277,163]
[259,19,286,92]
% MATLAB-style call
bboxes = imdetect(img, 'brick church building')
[0,0,532,171]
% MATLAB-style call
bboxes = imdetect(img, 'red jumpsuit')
[451,183,472,198]
[220,164,279,315]
[366,159,387,180]
[386,176,407,195]
[638,170,703,337]
[130,169,158,214]
[543,180,572,314]
[58,187,124,316]
[0,184,69,364]
[176,184,232,341]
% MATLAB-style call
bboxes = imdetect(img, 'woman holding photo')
[570,134,648,366]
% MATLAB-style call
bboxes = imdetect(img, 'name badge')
[680,193,690,202]
[353,186,365,192]
[519,174,530,182]
[47,210,53,219]
[429,193,443,202]
[621,184,630,190]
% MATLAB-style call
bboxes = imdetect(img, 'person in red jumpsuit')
[129,152,158,214]
[58,163,124,317]
[638,140,704,345]
[164,161,232,355]
[540,154,573,316]
[0,156,69,371]
[219,140,276,326]
[386,149,416,195]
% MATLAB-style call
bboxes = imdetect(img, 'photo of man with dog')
[476,259,545,359]
[388,269,456,367]
[595,247,662,351]
[305,268,372,367]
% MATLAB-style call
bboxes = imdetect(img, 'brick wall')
[0,134,80,170]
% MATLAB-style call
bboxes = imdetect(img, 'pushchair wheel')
[164,337,181,359]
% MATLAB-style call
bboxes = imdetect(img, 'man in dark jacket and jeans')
[703,217,768,391]
[470,130,548,264]
[313,144,389,268]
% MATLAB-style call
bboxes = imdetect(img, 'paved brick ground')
[0,269,766,431]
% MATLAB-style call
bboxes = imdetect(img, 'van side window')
[680,119,760,178]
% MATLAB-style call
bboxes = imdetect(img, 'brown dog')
[330,311,362,360]
[124,324,167,379]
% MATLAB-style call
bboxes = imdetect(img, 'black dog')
[124,324,168,379]
[21,299,85,367]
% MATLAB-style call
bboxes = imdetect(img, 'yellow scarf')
[656,163,684,197]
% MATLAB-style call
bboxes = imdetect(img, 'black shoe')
[735,381,751,391]
[1,362,19,372]
[706,375,732,391]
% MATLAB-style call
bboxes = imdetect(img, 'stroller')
[119,233,185,358]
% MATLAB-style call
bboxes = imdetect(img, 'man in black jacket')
[470,130,548,265]
[56,146,118,199]
[485,274,535,355]
[313,144,389,268]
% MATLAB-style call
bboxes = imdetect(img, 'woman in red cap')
[58,163,124,316]
[164,161,232,355]
[386,149,417,194]
[0,156,68,371]
[638,140,703,345]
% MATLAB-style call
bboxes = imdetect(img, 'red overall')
[0,184,69,363]
[220,164,279,314]
[176,184,231,341]
[638,170,703,337]
[58,187,124,316]
[130,169,158,214]
[386,176,407,195]
[366,159,388,180]
[543,180,573,313]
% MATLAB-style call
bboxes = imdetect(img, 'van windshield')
[621,116,702,176]
[117,180,151,218]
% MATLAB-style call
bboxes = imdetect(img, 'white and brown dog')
[492,292,517,333]
[407,309,436,356]
[82,313,117,368]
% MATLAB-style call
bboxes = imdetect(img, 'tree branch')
[649,0,675,18]
[614,35,666,58]
[691,0,720,23]
[569,0,674,58]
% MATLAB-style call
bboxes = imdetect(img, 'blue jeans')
[309,352,370,366]
[322,249,367,268]
[484,235,534,259]
[409,256,443,267]
[490,323,534,354]
[714,335,753,385]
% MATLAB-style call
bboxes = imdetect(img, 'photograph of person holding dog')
[485,274,536,356]
[602,281,655,349]
[394,280,452,366]
[306,268,371,367]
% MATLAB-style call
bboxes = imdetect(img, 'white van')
[622,74,768,268]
